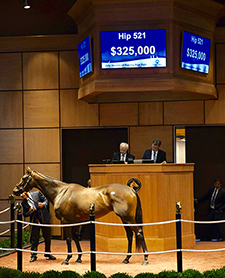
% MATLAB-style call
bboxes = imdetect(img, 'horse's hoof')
[75,258,82,263]
[61,261,69,265]
[122,259,130,264]
[142,260,149,266]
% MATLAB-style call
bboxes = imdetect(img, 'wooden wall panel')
[205,85,225,124]
[60,90,99,127]
[25,164,61,180]
[59,51,79,89]
[24,129,60,163]
[130,126,173,162]
[216,44,225,84]
[100,103,138,126]
[164,101,204,125]
[0,130,23,163]
[0,53,22,90]
[0,165,24,199]
[139,102,163,125]
[24,90,59,128]
[0,201,11,236]
[23,52,58,90]
[0,91,22,128]
[0,35,79,53]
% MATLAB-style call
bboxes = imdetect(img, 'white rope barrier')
[0,247,178,256]
[3,218,225,227]
[0,220,14,225]
[15,249,90,255]
[91,249,179,255]
[94,219,178,226]
[0,228,10,236]
[182,248,225,253]
[181,219,225,224]
[0,207,10,214]
[0,223,29,236]
[2,246,225,256]
[0,229,11,236]
[2,217,225,258]
[12,219,179,228]
[15,219,90,227]
[0,248,15,252]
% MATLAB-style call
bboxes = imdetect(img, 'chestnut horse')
[13,167,148,265]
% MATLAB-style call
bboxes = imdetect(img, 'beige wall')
[0,27,225,235]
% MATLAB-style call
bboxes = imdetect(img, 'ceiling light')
[24,0,31,9]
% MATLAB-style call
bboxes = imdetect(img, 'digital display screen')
[181,31,211,74]
[78,36,93,78]
[101,30,166,69]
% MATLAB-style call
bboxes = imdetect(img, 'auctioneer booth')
[89,163,195,252]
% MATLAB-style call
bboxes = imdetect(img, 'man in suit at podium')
[21,191,56,262]
[195,178,225,241]
[112,142,135,163]
[142,139,167,163]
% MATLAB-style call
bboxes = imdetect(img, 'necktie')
[122,155,125,161]
[153,152,156,163]
[210,188,218,208]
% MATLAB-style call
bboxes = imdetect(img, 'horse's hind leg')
[136,226,148,265]
[72,226,82,263]
[123,226,133,264]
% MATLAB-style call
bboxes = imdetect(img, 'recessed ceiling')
[0,0,224,37]
[0,0,77,37]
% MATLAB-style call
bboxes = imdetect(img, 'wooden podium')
[89,163,195,252]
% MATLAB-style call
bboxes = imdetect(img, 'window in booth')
[175,127,186,163]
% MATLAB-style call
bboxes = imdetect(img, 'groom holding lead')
[21,191,56,262]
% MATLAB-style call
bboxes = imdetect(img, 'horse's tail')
[135,193,143,251]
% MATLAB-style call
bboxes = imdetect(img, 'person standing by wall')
[194,178,225,241]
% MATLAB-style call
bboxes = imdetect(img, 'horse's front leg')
[61,237,72,265]
[61,226,73,265]
[123,226,133,264]
[72,226,82,263]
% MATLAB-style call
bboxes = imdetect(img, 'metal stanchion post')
[8,195,15,248]
[15,203,23,272]
[176,201,183,273]
[11,202,15,248]
[90,203,96,271]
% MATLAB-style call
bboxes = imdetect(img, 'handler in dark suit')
[142,139,167,163]
[112,142,135,163]
[21,191,56,262]
[195,178,225,241]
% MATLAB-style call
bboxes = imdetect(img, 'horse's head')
[13,167,34,196]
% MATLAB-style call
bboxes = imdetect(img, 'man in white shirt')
[112,142,135,163]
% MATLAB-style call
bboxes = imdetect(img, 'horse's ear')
[26,166,32,173]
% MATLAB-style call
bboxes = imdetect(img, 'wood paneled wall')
[0,26,225,235]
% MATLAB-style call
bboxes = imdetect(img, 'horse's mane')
[35,171,67,185]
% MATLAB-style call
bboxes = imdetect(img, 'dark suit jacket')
[112,152,135,162]
[21,191,51,224]
[197,186,225,212]
[142,149,167,163]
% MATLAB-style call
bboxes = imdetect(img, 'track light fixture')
[24,0,31,9]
